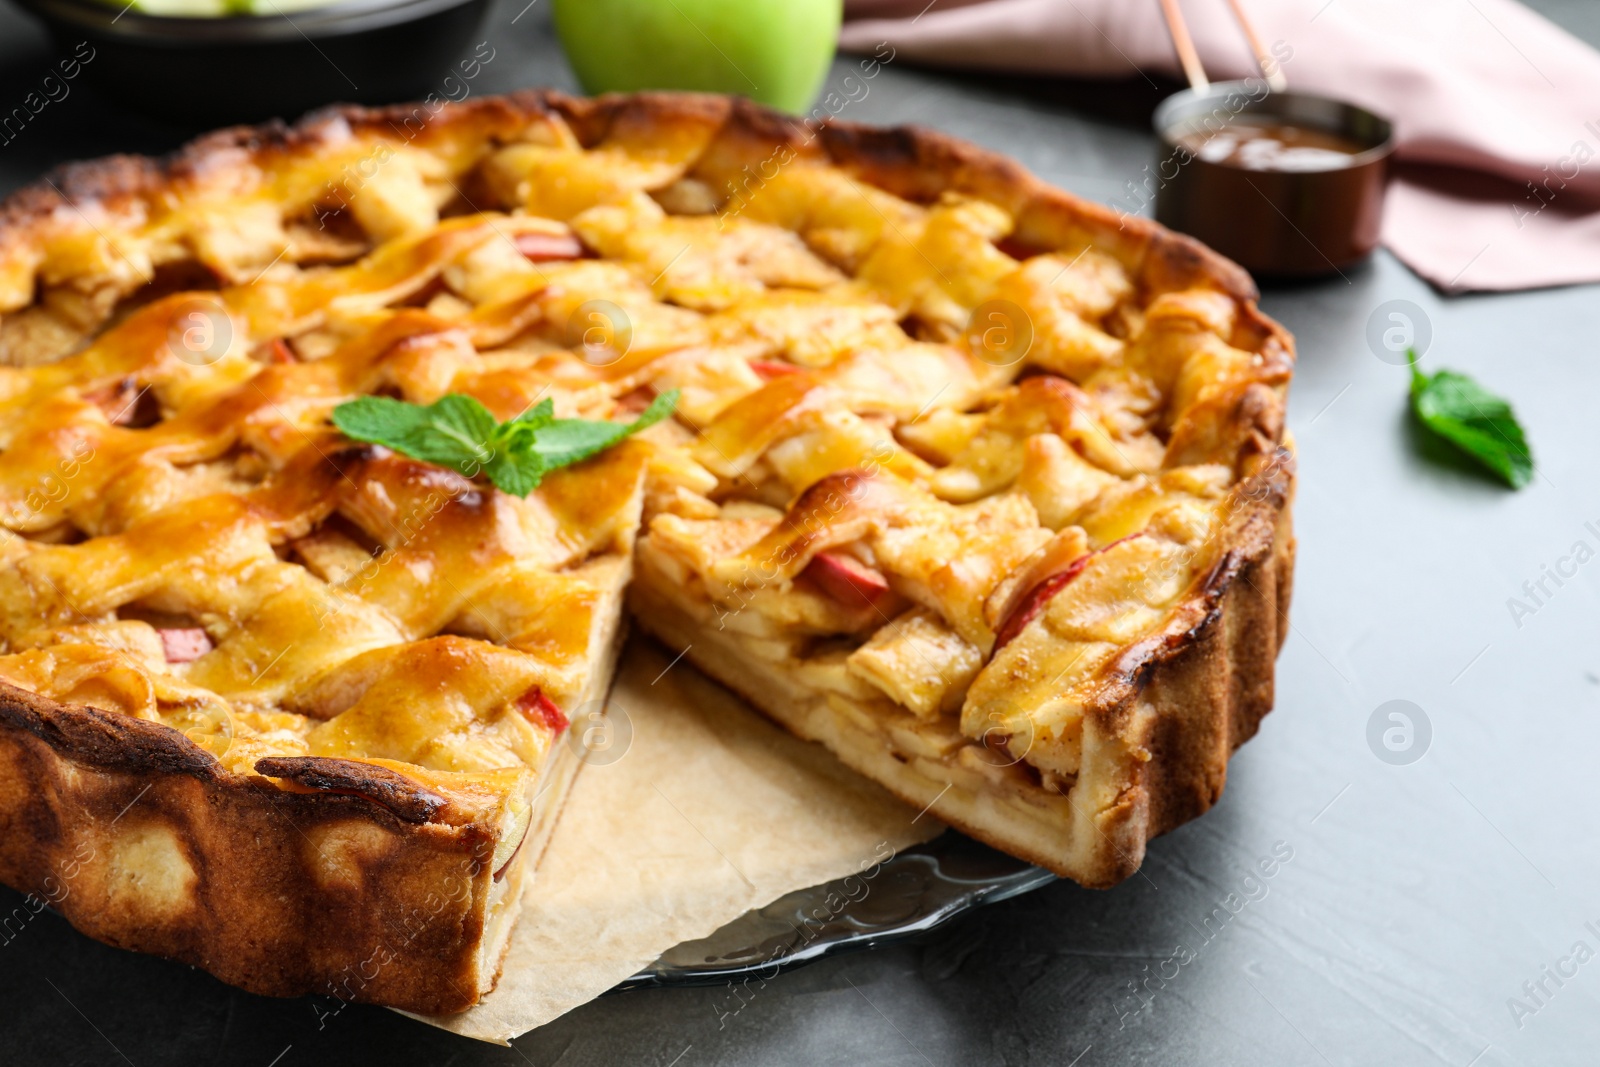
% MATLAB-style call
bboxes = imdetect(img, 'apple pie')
[0,90,1294,1012]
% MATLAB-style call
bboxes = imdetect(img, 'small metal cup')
[1153,81,1396,278]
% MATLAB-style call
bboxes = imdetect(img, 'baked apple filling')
[639,460,1233,801]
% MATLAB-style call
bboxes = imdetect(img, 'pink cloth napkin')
[840,0,1600,292]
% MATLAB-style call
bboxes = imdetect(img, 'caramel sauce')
[1175,118,1367,172]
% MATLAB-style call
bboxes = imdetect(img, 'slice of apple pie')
[0,89,1293,1012]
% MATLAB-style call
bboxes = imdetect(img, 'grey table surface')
[2,1,1598,1063]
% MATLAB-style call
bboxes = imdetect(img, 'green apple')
[553,0,842,114]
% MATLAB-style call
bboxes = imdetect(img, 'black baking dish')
[10,0,492,124]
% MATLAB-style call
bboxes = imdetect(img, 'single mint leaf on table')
[330,389,680,497]
[1407,351,1533,490]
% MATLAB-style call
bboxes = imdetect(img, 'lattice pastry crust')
[0,90,1294,1012]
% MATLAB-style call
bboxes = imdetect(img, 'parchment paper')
[417,636,942,1043]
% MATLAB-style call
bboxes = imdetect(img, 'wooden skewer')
[1157,0,1209,91]
[1224,0,1289,92]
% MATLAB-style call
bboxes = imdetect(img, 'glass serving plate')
[618,833,1055,990]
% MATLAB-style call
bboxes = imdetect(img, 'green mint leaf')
[506,398,557,429]
[482,450,547,498]
[528,389,681,470]
[332,393,498,476]
[329,395,429,449]
[330,390,679,497]
[1407,351,1533,490]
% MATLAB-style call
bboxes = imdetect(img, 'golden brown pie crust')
[0,684,502,1010]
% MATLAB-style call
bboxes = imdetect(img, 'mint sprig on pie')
[331,389,680,496]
